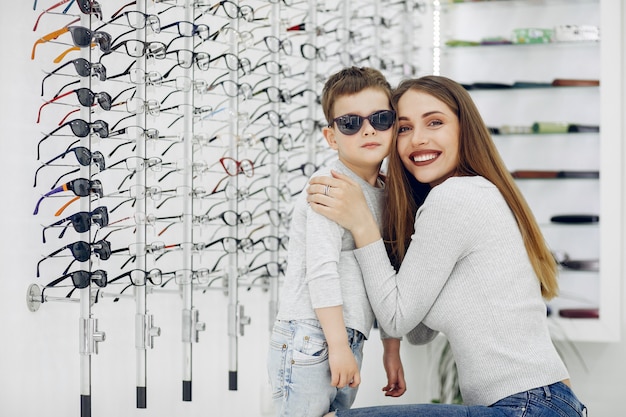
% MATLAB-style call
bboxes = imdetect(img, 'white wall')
[1,1,624,416]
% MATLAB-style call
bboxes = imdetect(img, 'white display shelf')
[432,0,622,342]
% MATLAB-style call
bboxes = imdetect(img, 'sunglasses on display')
[33,178,103,215]
[42,206,109,244]
[33,0,102,32]
[36,238,111,277]
[41,268,107,300]
[37,88,113,123]
[331,110,396,135]
[32,25,112,60]
[41,59,106,96]
[34,146,105,188]
[33,0,99,14]
[37,119,124,160]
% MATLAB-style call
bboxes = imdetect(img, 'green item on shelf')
[531,122,569,134]
[445,39,481,47]
[512,28,554,44]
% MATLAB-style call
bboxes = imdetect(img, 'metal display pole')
[267,0,282,330]
[131,0,155,408]
[180,0,201,401]
[78,10,99,417]
[226,12,240,390]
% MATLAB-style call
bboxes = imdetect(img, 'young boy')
[267,67,405,417]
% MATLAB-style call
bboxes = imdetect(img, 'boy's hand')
[382,339,406,397]
[307,171,378,246]
[329,345,361,389]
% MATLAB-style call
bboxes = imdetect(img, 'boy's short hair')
[321,66,393,126]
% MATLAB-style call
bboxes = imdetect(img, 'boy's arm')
[381,338,406,397]
[315,305,361,389]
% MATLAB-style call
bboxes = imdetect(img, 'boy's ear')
[322,125,339,150]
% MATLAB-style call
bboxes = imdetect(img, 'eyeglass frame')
[36,238,111,277]
[33,178,103,215]
[42,206,109,244]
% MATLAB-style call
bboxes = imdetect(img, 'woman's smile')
[409,151,441,164]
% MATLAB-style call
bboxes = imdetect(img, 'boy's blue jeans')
[334,381,586,417]
[268,319,365,417]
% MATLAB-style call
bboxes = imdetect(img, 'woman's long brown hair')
[383,75,559,299]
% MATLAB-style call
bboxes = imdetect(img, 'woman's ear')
[322,125,339,150]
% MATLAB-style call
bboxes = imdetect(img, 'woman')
[307,75,587,417]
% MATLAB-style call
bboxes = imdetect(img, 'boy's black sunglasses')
[331,110,396,136]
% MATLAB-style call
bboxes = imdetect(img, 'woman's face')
[396,89,460,187]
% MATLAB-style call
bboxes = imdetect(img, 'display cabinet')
[432,0,622,342]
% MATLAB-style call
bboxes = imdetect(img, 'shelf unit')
[432,0,622,342]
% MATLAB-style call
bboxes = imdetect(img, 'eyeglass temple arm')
[108,140,134,158]
[58,108,89,129]
[37,89,76,123]
[107,271,130,286]
[106,61,135,81]
[50,166,80,190]
[42,214,72,243]
[34,152,62,187]
[110,27,136,47]
[44,272,73,289]
[31,26,70,60]
[62,0,76,13]
[54,44,94,64]
[110,1,136,20]
[61,258,80,276]
[40,270,74,301]
[33,0,74,31]
[52,195,79,217]
[37,245,68,277]
[93,10,125,32]
[40,59,75,96]
[37,121,70,159]
[117,172,136,190]
[51,79,81,102]
[108,247,130,260]
[33,183,68,215]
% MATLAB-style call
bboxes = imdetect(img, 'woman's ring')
[324,184,330,196]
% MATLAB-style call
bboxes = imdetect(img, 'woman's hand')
[307,170,381,247]
[382,338,407,397]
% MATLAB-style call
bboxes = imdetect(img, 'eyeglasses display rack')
[28,0,429,415]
